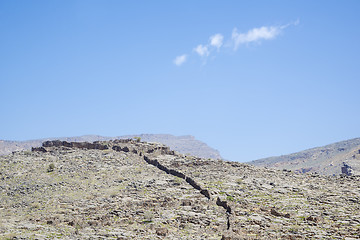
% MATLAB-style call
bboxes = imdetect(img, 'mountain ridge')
[248,137,360,175]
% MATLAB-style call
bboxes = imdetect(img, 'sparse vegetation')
[226,195,235,201]
[0,140,359,239]
[47,163,55,172]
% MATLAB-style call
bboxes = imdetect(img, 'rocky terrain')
[249,138,360,175]
[0,134,221,159]
[121,134,221,160]
[0,139,359,239]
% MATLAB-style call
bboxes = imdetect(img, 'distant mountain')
[0,134,222,159]
[248,138,360,175]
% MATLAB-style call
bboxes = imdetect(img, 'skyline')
[1,1,360,162]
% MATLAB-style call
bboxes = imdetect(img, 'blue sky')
[1,1,360,161]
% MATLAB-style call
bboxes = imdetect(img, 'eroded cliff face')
[1,140,359,239]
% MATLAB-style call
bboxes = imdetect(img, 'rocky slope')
[249,138,360,175]
[0,140,359,239]
[0,134,221,159]
[121,134,221,159]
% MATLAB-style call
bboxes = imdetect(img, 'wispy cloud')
[231,21,299,50]
[210,34,224,49]
[232,26,281,50]
[194,44,210,57]
[173,20,299,66]
[173,54,187,66]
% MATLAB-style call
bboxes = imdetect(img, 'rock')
[221,235,231,240]
[341,162,353,176]
[155,227,168,236]
[31,147,47,152]
[271,208,290,218]
[271,208,282,217]
[182,200,192,206]
[216,197,231,214]
[306,216,320,223]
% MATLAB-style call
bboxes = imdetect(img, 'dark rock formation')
[42,140,64,147]
[271,208,290,218]
[200,189,211,199]
[341,162,353,176]
[31,147,47,152]
[112,145,129,152]
[42,140,108,150]
[185,177,201,191]
[216,197,232,214]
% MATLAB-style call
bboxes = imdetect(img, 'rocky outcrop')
[270,208,290,218]
[111,141,232,233]
[41,140,108,150]
[120,134,222,159]
[2,134,222,159]
[216,197,232,230]
[31,147,47,152]
[112,145,130,152]
[141,154,235,232]
[142,156,210,200]
[341,162,353,176]
[216,197,232,214]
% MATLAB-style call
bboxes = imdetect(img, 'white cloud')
[174,54,187,66]
[173,21,298,65]
[232,25,281,50]
[194,44,209,57]
[210,33,224,49]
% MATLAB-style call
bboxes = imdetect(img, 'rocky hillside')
[0,134,221,159]
[249,138,360,175]
[0,139,359,239]
[120,134,221,159]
